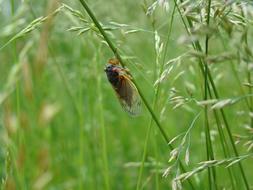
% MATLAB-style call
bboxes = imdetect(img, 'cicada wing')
[115,75,141,116]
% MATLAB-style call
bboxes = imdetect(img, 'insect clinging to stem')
[104,58,141,116]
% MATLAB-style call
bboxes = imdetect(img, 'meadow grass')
[1,0,253,189]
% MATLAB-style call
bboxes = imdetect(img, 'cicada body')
[104,58,141,116]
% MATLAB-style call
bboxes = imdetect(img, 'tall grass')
[1,0,253,189]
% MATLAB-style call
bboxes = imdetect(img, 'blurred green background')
[1,0,253,189]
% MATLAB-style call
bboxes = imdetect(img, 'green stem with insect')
[78,0,196,189]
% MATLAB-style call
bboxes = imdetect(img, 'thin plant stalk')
[150,10,160,190]
[78,96,85,190]
[136,120,153,190]
[9,0,23,188]
[96,47,111,190]
[204,0,217,189]
[213,111,237,190]
[78,51,85,190]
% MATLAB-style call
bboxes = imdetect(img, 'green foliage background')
[1,0,253,189]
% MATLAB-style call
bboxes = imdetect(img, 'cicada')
[104,58,141,116]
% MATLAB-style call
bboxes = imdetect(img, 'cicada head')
[104,63,120,87]
[108,58,120,66]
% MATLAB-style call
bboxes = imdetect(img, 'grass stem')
[204,0,217,189]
